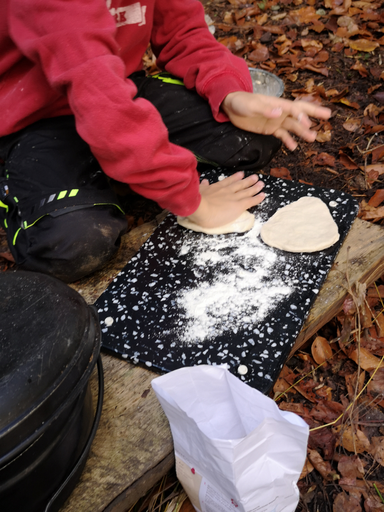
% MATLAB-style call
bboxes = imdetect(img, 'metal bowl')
[249,68,284,97]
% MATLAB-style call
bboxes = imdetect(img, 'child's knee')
[13,207,127,282]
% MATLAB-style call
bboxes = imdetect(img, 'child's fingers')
[273,128,298,151]
[235,178,265,198]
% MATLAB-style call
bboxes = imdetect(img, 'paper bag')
[152,365,309,512]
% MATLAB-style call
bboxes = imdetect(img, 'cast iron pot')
[0,271,104,512]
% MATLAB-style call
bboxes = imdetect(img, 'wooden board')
[61,214,384,512]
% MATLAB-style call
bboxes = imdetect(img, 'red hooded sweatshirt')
[0,0,253,216]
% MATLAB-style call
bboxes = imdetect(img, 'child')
[0,0,330,282]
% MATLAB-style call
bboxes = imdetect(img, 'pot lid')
[0,271,100,461]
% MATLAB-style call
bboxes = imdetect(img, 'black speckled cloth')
[96,171,359,394]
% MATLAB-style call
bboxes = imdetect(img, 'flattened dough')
[260,196,339,252]
[177,210,255,235]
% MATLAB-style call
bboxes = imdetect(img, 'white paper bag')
[152,365,309,512]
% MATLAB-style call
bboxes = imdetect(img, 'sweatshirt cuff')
[157,172,202,217]
[203,71,253,123]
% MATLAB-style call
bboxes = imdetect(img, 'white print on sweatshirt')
[106,1,147,27]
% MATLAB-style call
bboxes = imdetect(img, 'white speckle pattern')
[96,172,359,393]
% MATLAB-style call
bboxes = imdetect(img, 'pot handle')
[44,354,104,512]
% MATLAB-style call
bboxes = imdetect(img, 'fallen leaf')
[339,151,359,169]
[256,12,268,25]
[366,169,380,185]
[373,91,384,104]
[370,437,384,466]
[349,39,380,52]
[333,492,362,512]
[299,457,314,479]
[333,425,371,453]
[312,336,333,364]
[371,146,384,163]
[338,455,365,479]
[340,98,361,109]
[290,6,320,24]
[311,401,345,424]
[286,73,298,82]
[314,152,336,167]
[279,402,310,416]
[363,164,384,175]
[343,118,362,132]
[351,61,369,77]
[308,427,337,460]
[368,368,384,396]
[248,43,269,62]
[345,370,366,400]
[329,87,349,101]
[359,203,384,221]
[302,39,323,51]
[270,167,292,180]
[316,126,332,142]
[349,347,384,371]
[364,496,384,512]
[368,189,384,207]
[308,449,338,479]
[367,283,384,298]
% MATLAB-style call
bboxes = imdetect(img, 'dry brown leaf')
[308,449,338,479]
[256,13,268,25]
[302,39,323,51]
[359,203,384,221]
[313,152,336,167]
[370,437,384,466]
[364,164,384,175]
[248,44,269,63]
[316,129,332,142]
[367,366,384,394]
[338,454,365,479]
[349,39,380,52]
[345,370,366,401]
[375,313,384,338]
[343,118,362,132]
[371,146,384,163]
[270,167,292,180]
[339,151,359,169]
[368,189,384,207]
[312,336,333,364]
[333,492,362,512]
[349,346,384,371]
[286,73,298,82]
[278,402,309,416]
[333,425,371,453]
[290,6,320,24]
[351,61,369,78]
[273,376,292,395]
[340,98,360,109]
[299,457,314,479]
[364,496,384,512]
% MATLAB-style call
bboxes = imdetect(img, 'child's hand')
[221,91,331,151]
[187,172,264,229]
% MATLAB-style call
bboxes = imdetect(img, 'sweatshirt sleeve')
[151,0,253,122]
[8,0,201,216]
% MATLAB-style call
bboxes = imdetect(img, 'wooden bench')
[62,214,384,512]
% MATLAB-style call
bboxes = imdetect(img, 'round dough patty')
[177,210,255,235]
[260,196,339,253]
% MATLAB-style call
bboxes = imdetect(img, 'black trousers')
[0,72,281,282]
